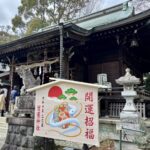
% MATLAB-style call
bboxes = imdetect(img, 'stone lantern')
[116,68,141,130]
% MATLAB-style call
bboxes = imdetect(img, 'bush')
[144,75,150,91]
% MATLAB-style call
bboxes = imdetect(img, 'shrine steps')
[0,117,8,149]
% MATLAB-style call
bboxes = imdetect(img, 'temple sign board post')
[27,78,106,147]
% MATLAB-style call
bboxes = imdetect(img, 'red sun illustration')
[48,86,62,98]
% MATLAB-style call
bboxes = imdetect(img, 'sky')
[99,0,127,10]
[0,0,20,26]
[0,0,129,26]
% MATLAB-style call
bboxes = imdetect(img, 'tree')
[78,0,99,17]
[26,18,48,35]
[144,74,150,91]
[12,0,90,35]
[0,26,18,44]
[0,31,18,44]
[12,15,25,34]
[133,0,150,14]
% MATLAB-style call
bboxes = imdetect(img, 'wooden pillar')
[9,58,15,90]
[59,23,65,79]
[118,45,124,77]
[117,35,127,77]
[59,23,70,79]
[64,48,70,79]
[42,49,48,84]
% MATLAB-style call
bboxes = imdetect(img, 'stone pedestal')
[14,96,35,118]
[1,117,35,150]
[120,90,141,130]
[1,96,53,150]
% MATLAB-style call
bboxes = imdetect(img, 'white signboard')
[33,80,100,146]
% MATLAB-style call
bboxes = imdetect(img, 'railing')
[137,89,150,100]
[109,103,124,117]
[99,86,150,99]
[109,102,146,119]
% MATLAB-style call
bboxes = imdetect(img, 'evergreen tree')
[0,26,18,44]
[145,74,150,91]
[12,0,90,35]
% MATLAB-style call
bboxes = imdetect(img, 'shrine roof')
[71,1,133,30]
[0,1,150,55]
[27,78,107,92]
[35,1,134,33]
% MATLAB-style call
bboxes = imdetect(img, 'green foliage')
[69,96,78,101]
[11,0,89,35]
[65,88,77,95]
[26,18,48,35]
[58,94,67,100]
[144,74,150,91]
[0,29,19,45]
[0,25,18,44]
[12,15,25,32]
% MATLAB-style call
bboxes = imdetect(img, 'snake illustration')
[46,102,82,137]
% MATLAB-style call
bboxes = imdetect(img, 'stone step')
[0,129,7,132]
[0,120,7,123]
[0,127,8,133]
[0,124,8,127]
[0,134,7,139]
[0,137,6,149]
[0,132,7,136]
[0,125,8,129]
[0,117,8,124]
[0,117,7,122]
[0,117,8,141]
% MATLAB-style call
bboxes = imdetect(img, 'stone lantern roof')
[116,68,140,86]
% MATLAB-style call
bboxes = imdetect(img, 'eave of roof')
[0,23,89,55]
[92,7,150,33]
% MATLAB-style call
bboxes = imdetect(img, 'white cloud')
[0,0,20,25]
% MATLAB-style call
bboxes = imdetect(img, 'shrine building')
[0,1,150,118]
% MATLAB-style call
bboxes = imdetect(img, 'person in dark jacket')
[10,86,19,114]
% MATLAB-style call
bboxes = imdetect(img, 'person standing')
[10,86,19,114]
[0,90,5,117]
